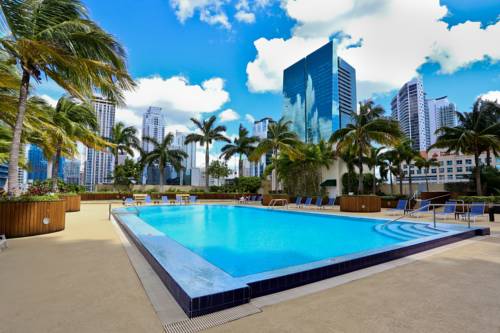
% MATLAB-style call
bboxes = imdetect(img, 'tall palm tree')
[185,116,229,191]
[0,0,135,195]
[364,146,386,194]
[220,124,259,177]
[111,122,140,169]
[379,150,401,195]
[251,117,300,191]
[330,101,402,194]
[141,133,187,192]
[399,141,419,196]
[339,147,357,194]
[429,99,500,195]
[415,156,439,192]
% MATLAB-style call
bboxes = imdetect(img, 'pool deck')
[1,201,500,332]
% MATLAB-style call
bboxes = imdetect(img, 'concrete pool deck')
[1,202,500,332]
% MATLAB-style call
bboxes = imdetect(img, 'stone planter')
[60,194,81,212]
[340,195,381,212]
[0,200,66,238]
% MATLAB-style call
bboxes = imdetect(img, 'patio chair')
[255,195,263,202]
[250,195,256,201]
[322,197,336,209]
[385,199,408,216]
[464,202,486,222]
[435,201,456,220]
[189,195,197,204]
[291,196,302,208]
[409,199,430,218]
[301,197,313,208]
[0,234,7,251]
[161,196,169,204]
[123,197,135,206]
[314,197,323,208]
[144,195,152,204]
[175,195,184,205]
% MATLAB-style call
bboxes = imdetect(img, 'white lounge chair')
[0,234,7,251]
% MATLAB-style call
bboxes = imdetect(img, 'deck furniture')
[268,198,288,208]
[291,196,302,208]
[314,197,323,208]
[144,195,153,204]
[0,234,7,251]
[322,197,336,209]
[409,199,430,218]
[189,195,197,204]
[463,202,486,222]
[435,201,456,220]
[123,197,136,206]
[385,199,408,216]
[301,197,313,208]
[133,194,147,205]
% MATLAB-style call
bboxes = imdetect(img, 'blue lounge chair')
[250,195,256,201]
[301,197,313,208]
[123,197,135,206]
[175,195,183,205]
[189,195,197,204]
[144,195,152,204]
[464,202,486,222]
[386,199,408,216]
[256,195,263,202]
[410,199,430,218]
[292,196,302,207]
[322,197,336,209]
[161,196,169,204]
[314,197,323,208]
[436,201,456,220]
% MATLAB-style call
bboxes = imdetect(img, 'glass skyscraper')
[283,41,357,143]
[27,144,64,181]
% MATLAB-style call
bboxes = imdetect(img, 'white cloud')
[479,91,500,103]
[116,75,230,137]
[40,94,58,107]
[219,108,240,122]
[247,0,500,98]
[245,113,255,123]
[235,10,255,23]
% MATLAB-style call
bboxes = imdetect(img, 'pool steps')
[374,223,447,241]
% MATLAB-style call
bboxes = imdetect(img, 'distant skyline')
[35,0,500,164]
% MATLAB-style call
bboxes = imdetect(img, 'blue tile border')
[112,207,490,317]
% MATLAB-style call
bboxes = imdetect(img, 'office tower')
[391,78,430,151]
[64,159,81,185]
[84,98,115,191]
[172,131,196,170]
[27,144,64,181]
[0,164,7,190]
[427,96,458,145]
[251,117,274,177]
[283,41,357,143]
[141,107,166,184]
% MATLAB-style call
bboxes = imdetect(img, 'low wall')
[0,200,66,238]
[340,196,381,212]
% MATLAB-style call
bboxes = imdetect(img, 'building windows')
[446,160,452,166]
[466,166,473,172]
[465,159,472,165]
[456,167,463,172]
[447,167,453,173]
[447,175,453,180]
[456,160,463,165]
[439,161,444,166]
[439,168,444,173]
[431,168,437,174]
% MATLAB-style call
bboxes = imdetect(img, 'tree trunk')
[47,159,53,179]
[474,151,482,195]
[238,154,243,178]
[8,70,30,196]
[159,162,165,193]
[389,171,394,195]
[51,144,62,192]
[357,152,364,194]
[399,168,403,195]
[347,170,351,194]
[271,148,277,191]
[205,143,210,191]
[372,166,376,194]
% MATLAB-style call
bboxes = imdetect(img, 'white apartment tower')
[391,78,430,152]
[84,98,116,191]
[427,96,457,146]
[172,131,196,171]
[142,106,166,153]
[250,117,274,177]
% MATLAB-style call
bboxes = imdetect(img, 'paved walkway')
[1,202,500,333]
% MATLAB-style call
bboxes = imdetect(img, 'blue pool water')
[130,205,435,277]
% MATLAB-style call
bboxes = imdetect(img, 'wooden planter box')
[60,194,81,212]
[0,200,66,238]
[340,196,381,212]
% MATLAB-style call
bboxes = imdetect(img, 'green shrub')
[0,194,60,202]
[457,196,500,203]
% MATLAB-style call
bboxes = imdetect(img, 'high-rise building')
[172,131,196,171]
[250,117,274,177]
[84,98,115,191]
[27,145,64,181]
[0,164,8,190]
[283,41,357,143]
[391,78,430,152]
[141,106,166,184]
[64,159,81,185]
[427,96,457,146]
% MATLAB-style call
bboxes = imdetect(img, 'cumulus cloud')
[235,10,255,23]
[247,0,500,98]
[116,75,230,136]
[218,108,240,122]
[245,113,255,123]
[479,91,500,103]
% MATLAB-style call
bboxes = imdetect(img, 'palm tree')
[141,133,187,192]
[430,99,500,195]
[399,141,419,196]
[415,156,439,192]
[330,101,402,194]
[111,122,140,169]
[251,117,300,191]
[47,97,111,191]
[184,116,230,191]
[220,124,259,177]
[364,146,385,194]
[0,0,135,195]
[339,147,357,194]
[379,150,401,195]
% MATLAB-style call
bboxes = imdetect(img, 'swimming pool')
[113,205,489,317]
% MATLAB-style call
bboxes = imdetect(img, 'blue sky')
[37,0,500,163]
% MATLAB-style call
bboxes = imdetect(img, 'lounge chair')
[301,197,313,208]
[175,195,184,205]
[250,195,256,201]
[189,195,197,204]
[291,196,302,208]
[463,202,486,222]
[0,234,7,251]
[255,195,263,202]
[322,197,336,209]
[123,197,135,206]
[409,199,430,218]
[435,201,456,220]
[314,197,323,208]
[161,196,169,204]
[144,195,152,204]
[386,199,408,216]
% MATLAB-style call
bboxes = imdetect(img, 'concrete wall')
[380,182,446,196]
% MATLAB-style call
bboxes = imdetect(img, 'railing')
[268,198,288,209]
